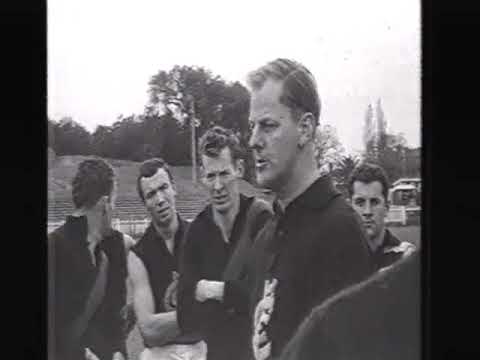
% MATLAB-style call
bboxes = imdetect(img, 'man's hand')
[120,302,137,336]
[163,271,179,311]
[85,348,100,360]
[195,280,225,302]
[252,279,278,360]
[112,351,125,360]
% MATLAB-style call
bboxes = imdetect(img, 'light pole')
[187,94,197,184]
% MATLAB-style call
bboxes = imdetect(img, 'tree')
[363,103,374,154]
[332,154,361,195]
[315,124,345,172]
[146,65,252,171]
[52,117,92,156]
[361,101,418,183]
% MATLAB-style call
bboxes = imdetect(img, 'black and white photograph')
[48,1,421,359]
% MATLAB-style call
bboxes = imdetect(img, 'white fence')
[48,218,152,237]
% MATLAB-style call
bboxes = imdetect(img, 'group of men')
[49,58,418,360]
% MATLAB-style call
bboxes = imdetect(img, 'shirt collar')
[281,175,341,214]
[64,214,89,246]
[146,213,186,243]
[204,193,253,223]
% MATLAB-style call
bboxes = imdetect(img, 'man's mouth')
[214,194,229,203]
[363,221,374,228]
[255,158,268,170]
[157,207,170,217]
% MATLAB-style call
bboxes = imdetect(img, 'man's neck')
[277,155,321,209]
[368,227,387,253]
[153,215,179,241]
[213,194,240,243]
[72,209,103,248]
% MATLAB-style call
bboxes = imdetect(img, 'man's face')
[201,147,242,214]
[351,181,388,241]
[248,79,301,190]
[141,168,177,227]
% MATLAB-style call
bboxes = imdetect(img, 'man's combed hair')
[71,158,115,209]
[198,126,245,163]
[347,162,390,201]
[136,158,174,202]
[247,58,321,126]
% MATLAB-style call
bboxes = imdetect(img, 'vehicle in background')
[387,178,421,226]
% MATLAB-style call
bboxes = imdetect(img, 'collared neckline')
[144,213,186,255]
[205,193,252,220]
[64,214,89,246]
[281,175,340,214]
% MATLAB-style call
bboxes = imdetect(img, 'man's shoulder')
[48,224,70,253]
[383,229,417,255]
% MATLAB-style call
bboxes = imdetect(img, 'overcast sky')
[48,0,421,153]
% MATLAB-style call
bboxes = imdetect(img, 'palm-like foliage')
[332,155,361,190]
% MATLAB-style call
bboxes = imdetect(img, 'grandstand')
[48,155,264,234]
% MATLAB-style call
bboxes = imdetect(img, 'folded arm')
[128,252,180,348]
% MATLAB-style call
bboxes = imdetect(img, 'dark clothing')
[248,176,376,358]
[131,215,202,346]
[371,228,416,271]
[177,195,272,360]
[48,216,128,360]
[280,250,421,360]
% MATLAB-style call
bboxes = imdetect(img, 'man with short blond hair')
[246,58,375,359]
[178,126,272,360]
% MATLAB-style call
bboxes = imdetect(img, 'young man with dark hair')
[246,58,375,360]
[128,158,206,360]
[177,126,272,360]
[48,158,129,360]
[347,162,416,271]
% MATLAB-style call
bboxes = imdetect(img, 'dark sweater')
[248,176,376,358]
[371,228,416,271]
[48,216,127,360]
[280,250,421,360]
[130,215,203,346]
[177,195,272,360]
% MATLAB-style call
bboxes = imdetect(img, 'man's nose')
[249,126,262,150]
[363,202,372,215]
[213,176,223,190]
[155,191,166,204]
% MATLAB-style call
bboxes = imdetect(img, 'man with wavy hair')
[49,158,129,360]
[177,126,272,360]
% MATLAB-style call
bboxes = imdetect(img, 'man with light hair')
[246,58,375,359]
[178,126,272,360]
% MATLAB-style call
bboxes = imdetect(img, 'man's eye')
[146,192,155,199]
[206,174,215,180]
[160,184,169,191]
[371,199,380,206]
[355,199,365,206]
[219,171,230,177]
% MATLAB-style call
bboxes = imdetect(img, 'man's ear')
[297,112,315,148]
